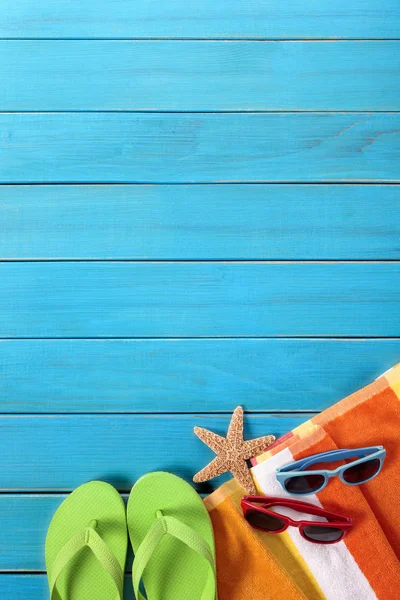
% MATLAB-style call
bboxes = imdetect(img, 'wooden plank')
[1,113,399,183]
[1,41,399,111]
[1,339,398,413]
[0,414,308,491]
[1,495,68,571]
[0,575,134,597]
[0,0,399,39]
[1,262,399,337]
[0,494,137,572]
[2,184,400,260]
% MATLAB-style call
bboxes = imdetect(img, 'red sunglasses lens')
[285,473,325,493]
[245,509,285,532]
[303,525,344,543]
[342,458,380,484]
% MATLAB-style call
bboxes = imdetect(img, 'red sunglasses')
[241,496,352,544]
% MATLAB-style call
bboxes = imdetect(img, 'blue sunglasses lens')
[285,473,325,494]
[342,458,380,484]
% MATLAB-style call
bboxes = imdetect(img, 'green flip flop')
[127,472,217,600]
[45,481,128,600]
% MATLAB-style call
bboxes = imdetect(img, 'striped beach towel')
[205,363,400,600]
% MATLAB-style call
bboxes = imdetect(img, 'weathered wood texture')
[1,339,398,413]
[2,185,400,260]
[1,495,67,571]
[1,41,399,110]
[1,262,399,337]
[1,113,400,183]
[0,575,134,598]
[0,0,399,38]
[0,414,308,491]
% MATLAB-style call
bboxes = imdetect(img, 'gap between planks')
[1,110,400,114]
[1,38,400,42]
[1,182,399,185]
[2,260,400,264]
[2,336,400,340]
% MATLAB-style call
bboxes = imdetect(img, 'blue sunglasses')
[276,445,386,495]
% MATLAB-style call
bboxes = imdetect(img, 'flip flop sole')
[127,472,216,600]
[46,481,127,599]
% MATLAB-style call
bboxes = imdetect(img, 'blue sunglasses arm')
[277,446,383,473]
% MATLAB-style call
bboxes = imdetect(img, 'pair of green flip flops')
[46,472,217,600]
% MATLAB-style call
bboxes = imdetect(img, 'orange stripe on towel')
[317,383,400,558]
[291,431,400,599]
[209,494,308,600]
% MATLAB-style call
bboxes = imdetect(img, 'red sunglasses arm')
[270,499,351,523]
[241,496,266,513]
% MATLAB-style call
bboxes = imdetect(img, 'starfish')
[193,406,275,494]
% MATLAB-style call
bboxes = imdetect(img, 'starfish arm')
[230,460,257,495]
[194,427,227,453]
[242,435,276,459]
[226,406,244,446]
[193,454,227,483]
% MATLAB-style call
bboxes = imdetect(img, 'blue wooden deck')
[1,2,400,597]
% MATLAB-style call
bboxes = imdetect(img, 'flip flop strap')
[49,525,124,600]
[132,514,216,600]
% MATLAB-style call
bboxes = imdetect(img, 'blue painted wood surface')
[2,262,399,337]
[2,113,400,183]
[0,575,135,598]
[2,184,399,260]
[0,414,308,491]
[2,41,400,111]
[2,0,400,592]
[1,495,70,570]
[1,0,399,39]
[0,495,129,571]
[1,339,398,413]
